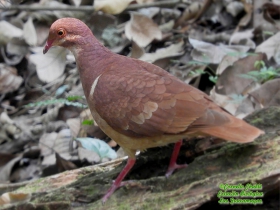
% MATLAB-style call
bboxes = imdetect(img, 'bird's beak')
[43,40,53,54]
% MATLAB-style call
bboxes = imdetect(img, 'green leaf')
[82,119,94,125]
[209,75,217,84]
[76,137,117,160]
[67,95,85,101]
[262,31,274,36]
[190,69,205,76]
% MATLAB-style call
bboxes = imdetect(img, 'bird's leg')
[165,139,188,177]
[102,158,136,203]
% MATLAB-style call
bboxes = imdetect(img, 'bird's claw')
[165,163,188,177]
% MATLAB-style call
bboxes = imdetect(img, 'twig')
[0,0,183,12]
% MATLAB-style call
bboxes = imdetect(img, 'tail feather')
[200,117,264,143]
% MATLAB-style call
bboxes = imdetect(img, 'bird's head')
[43,18,92,54]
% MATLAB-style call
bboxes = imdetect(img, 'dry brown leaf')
[190,38,250,64]
[95,0,133,15]
[6,38,28,56]
[255,31,280,63]
[169,64,207,84]
[238,0,253,28]
[54,129,73,155]
[0,155,22,182]
[215,53,266,96]
[230,29,255,49]
[216,55,241,75]
[78,147,101,163]
[234,78,280,118]
[30,47,67,83]
[136,0,154,3]
[138,7,160,19]
[125,12,162,48]
[0,192,31,205]
[0,21,22,45]
[23,17,37,46]
[66,118,81,138]
[40,129,75,166]
[249,78,280,107]
[39,132,58,157]
[130,41,145,59]
[226,1,244,17]
[55,152,77,173]
[0,64,23,94]
[175,2,203,28]
[139,41,184,63]
[210,87,240,116]
[261,2,280,28]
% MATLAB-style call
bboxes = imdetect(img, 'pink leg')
[102,158,136,203]
[165,140,188,177]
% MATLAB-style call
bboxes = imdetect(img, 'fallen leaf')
[76,137,117,160]
[39,132,58,157]
[23,17,37,46]
[40,129,74,166]
[0,21,22,45]
[261,2,280,27]
[249,78,280,107]
[78,147,101,163]
[237,0,253,28]
[0,64,23,94]
[190,38,250,64]
[66,118,81,138]
[30,47,67,83]
[215,53,266,95]
[230,29,256,49]
[55,152,77,173]
[139,41,184,63]
[138,7,160,19]
[6,38,29,56]
[236,79,280,117]
[130,41,145,59]
[255,31,280,63]
[175,2,203,28]
[95,0,133,15]
[0,192,31,205]
[226,1,244,17]
[0,155,22,182]
[216,55,242,75]
[136,0,155,3]
[210,87,242,116]
[125,12,162,47]
[0,153,16,167]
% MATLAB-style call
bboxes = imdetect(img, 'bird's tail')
[200,117,264,143]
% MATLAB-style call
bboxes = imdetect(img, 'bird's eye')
[57,29,65,36]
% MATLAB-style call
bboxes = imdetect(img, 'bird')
[43,18,264,203]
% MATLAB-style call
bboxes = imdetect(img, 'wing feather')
[92,56,228,137]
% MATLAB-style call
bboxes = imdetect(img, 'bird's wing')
[92,57,229,137]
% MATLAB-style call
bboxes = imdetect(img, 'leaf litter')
[0,0,279,208]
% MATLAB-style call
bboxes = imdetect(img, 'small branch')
[0,0,183,12]
[127,0,182,10]
[0,5,94,11]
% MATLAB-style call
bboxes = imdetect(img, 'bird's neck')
[70,37,112,98]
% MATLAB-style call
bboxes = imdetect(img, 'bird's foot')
[102,182,119,204]
[165,139,187,177]
[102,158,136,203]
[165,163,188,177]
